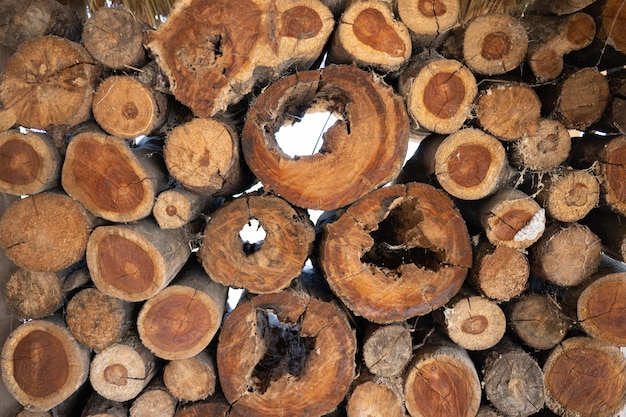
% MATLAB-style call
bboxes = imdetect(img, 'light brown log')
[4,269,62,319]
[129,375,177,417]
[397,57,477,134]
[90,334,158,402]
[153,188,216,230]
[0,192,93,272]
[217,286,357,417]
[594,135,626,216]
[173,399,231,417]
[481,339,545,417]
[362,323,412,377]
[319,182,472,323]
[164,117,252,197]
[81,393,128,417]
[475,82,541,141]
[82,6,149,70]
[535,168,600,223]
[242,65,409,210]
[468,237,529,302]
[596,0,626,53]
[530,222,602,287]
[396,0,460,46]
[137,259,227,360]
[163,351,217,402]
[144,0,335,117]
[92,75,169,139]
[86,219,191,302]
[1,317,90,411]
[328,0,411,73]
[65,287,134,352]
[198,193,315,294]
[346,376,405,417]
[0,129,62,196]
[543,336,626,417]
[404,335,481,417]
[509,119,571,172]
[508,293,571,350]
[0,36,99,131]
[580,209,626,262]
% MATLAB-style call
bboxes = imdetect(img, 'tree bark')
[1,317,90,411]
[137,259,227,360]
[144,0,335,117]
[396,0,460,47]
[62,131,169,222]
[129,375,177,417]
[153,188,217,230]
[198,193,315,294]
[242,64,409,210]
[509,119,571,172]
[0,129,62,196]
[319,182,472,323]
[4,269,63,320]
[361,323,412,377]
[543,336,626,417]
[163,117,253,197]
[0,35,99,131]
[0,191,93,272]
[163,351,217,402]
[86,219,191,302]
[217,286,357,417]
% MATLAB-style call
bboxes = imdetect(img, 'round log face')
[242,65,409,210]
[320,182,472,323]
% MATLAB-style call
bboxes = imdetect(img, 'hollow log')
[153,188,217,230]
[509,119,571,172]
[362,323,412,377]
[242,64,409,210]
[4,269,63,320]
[129,375,177,417]
[396,0,460,47]
[163,351,217,402]
[319,182,472,323]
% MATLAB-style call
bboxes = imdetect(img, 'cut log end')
[508,293,570,350]
[362,324,413,377]
[511,119,571,172]
[538,169,600,223]
[470,242,529,302]
[5,269,62,320]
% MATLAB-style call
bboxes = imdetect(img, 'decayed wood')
[362,323,412,377]
[404,335,481,417]
[82,6,149,70]
[508,293,571,350]
[129,375,177,417]
[164,117,252,197]
[530,222,602,287]
[217,287,356,417]
[535,168,600,223]
[92,75,169,139]
[0,192,93,272]
[543,336,626,417]
[319,182,472,323]
[137,259,227,360]
[1,317,90,411]
[65,287,134,352]
[509,119,571,172]
[163,351,217,402]
[62,131,169,222]
[397,57,477,134]
[198,193,315,294]
[581,208,626,262]
[242,64,409,210]
[329,0,411,73]
[153,188,216,229]
[86,219,191,302]
[89,334,158,402]
[346,375,405,417]
[81,393,128,417]
[0,36,99,131]
[4,269,63,319]
[396,0,460,46]
[0,129,62,196]
[145,0,335,117]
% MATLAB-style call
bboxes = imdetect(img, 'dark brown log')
[163,351,217,402]
[65,287,134,352]
[508,293,571,350]
[0,129,62,196]
[393,132,442,185]
[404,335,481,417]
[535,168,600,223]
[595,0,626,54]
[580,208,626,262]
[129,375,177,417]
[396,0,460,47]
[594,135,626,216]
[82,6,149,70]
[137,259,227,360]
[4,269,63,319]
[144,0,335,117]
[86,219,191,302]
[362,323,412,377]
[81,393,128,417]
[173,399,230,417]
[346,374,405,417]
[0,36,99,131]
[62,131,169,222]
[217,287,356,417]
[198,193,315,294]
[476,405,505,417]
[0,192,93,272]
[509,119,571,172]
[153,188,216,230]
[328,0,411,73]
[530,222,602,287]
[163,117,252,197]
[527,0,597,15]
[397,57,478,134]
[543,336,626,417]
[0,317,90,411]
[242,65,409,210]
[319,182,472,323]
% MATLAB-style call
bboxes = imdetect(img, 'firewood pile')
[1,0,626,416]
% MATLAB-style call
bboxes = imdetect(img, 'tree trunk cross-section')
[319,182,472,323]
[145,0,335,117]
[242,64,409,210]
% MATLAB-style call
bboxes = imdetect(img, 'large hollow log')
[319,182,472,323]
[242,64,409,210]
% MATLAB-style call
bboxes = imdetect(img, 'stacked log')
[1,0,626,416]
